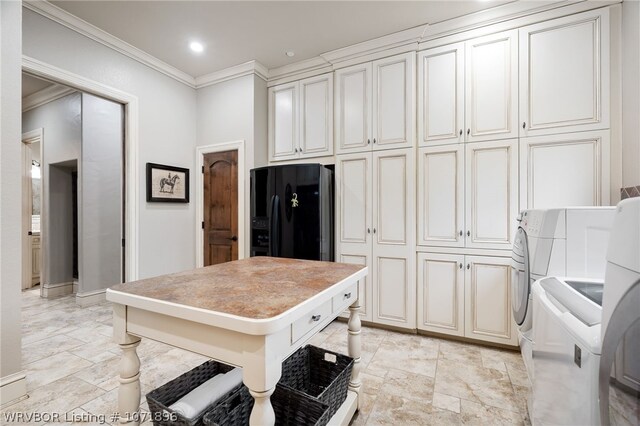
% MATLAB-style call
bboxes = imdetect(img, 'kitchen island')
[106,257,367,426]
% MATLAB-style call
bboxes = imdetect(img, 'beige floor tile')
[69,335,119,363]
[438,340,484,366]
[367,393,462,425]
[367,336,438,378]
[25,352,93,390]
[433,392,461,414]
[22,334,85,364]
[460,399,524,425]
[73,357,121,389]
[506,363,531,388]
[378,368,435,403]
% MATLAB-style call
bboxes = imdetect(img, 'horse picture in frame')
[146,162,189,203]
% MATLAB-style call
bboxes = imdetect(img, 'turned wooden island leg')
[248,387,276,425]
[243,334,283,426]
[348,297,362,407]
[113,304,142,425]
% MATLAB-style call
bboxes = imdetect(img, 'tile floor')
[2,288,531,425]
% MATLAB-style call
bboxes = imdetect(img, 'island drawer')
[332,288,357,313]
[291,299,332,344]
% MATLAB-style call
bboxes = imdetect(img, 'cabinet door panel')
[418,44,464,146]
[376,256,409,322]
[417,145,464,247]
[374,150,413,245]
[300,74,333,157]
[520,9,609,136]
[268,82,298,161]
[337,154,371,244]
[466,139,518,250]
[465,256,517,345]
[465,30,518,142]
[520,131,610,209]
[417,253,465,336]
[373,53,415,150]
[335,63,372,153]
[339,254,372,322]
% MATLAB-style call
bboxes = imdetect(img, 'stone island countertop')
[107,257,366,332]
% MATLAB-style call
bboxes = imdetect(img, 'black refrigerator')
[250,164,334,261]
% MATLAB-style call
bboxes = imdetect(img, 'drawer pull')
[344,292,352,299]
[311,314,322,322]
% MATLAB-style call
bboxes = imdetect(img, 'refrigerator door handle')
[269,195,281,257]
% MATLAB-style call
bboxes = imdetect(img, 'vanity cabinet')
[336,148,415,329]
[519,8,609,137]
[417,253,517,346]
[335,52,415,154]
[268,73,333,162]
[417,139,519,250]
[418,29,518,146]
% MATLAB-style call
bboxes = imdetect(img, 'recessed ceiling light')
[285,51,295,57]
[190,41,204,53]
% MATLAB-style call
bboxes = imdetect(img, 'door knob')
[229,236,238,241]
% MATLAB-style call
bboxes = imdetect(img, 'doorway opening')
[196,141,245,267]
[21,72,125,303]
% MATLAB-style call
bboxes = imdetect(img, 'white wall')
[23,9,198,279]
[196,75,268,257]
[0,0,26,404]
[622,0,640,188]
[23,93,81,286]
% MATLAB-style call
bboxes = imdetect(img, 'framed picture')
[146,163,189,203]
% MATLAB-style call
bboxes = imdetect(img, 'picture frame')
[146,162,189,203]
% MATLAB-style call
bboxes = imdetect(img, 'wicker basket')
[146,360,238,426]
[203,385,330,426]
[279,345,354,419]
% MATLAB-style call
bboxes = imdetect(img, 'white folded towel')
[169,367,243,420]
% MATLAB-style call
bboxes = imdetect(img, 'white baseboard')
[75,288,106,307]
[42,281,74,298]
[0,371,27,406]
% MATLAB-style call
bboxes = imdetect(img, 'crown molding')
[23,0,197,88]
[267,57,333,87]
[195,60,268,89]
[22,83,76,112]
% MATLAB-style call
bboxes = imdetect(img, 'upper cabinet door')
[418,43,465,146]
[372,52,416,150]
[465,139,518,250]
[268,82,299,162]
[299,73,334,158]
[519,8,609,137]
[335,63,372,154]
[417,145,464,247]
[465,30,518,142]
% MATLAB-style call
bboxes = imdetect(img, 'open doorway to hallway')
[21,72,125,305]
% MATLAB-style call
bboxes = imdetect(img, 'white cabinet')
[520,130,610,209]
[519,8,610,137]
[417,253,517,346]
[335,52,415,154]
[417,139,518,250]
[268,74,333,162]
[418,30,518,146]
[464,256,517,345]
[417,252,465,336]
[336,148,415,329]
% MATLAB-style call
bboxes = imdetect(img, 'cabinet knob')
[459,262,463,270]
[373,138,377,144]
[459,230,463,236]
[367,228,371,234]
[367,139,371,145]
[467,264,470,270]
[467,129,470,135]
[294,148,298,153]
[459,129,463,136]
[522,122,526,129]
[373,228,377,234]
[311,314,322,322]
[467,230,471,237]
[344,292,352,299]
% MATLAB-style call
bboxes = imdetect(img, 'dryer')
[511,207,616,381]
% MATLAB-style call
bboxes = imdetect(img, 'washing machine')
[511,207,616,382]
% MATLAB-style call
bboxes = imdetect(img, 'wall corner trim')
[0,372,27,406]
[23,0,197,88]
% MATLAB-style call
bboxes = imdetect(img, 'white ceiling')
[51,1,514,78]
[22,73,55,98]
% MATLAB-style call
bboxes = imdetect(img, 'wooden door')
[519,8,609,137]
[372,148,415,329]
[418,43,465,146]
[335,152,373,321]
[465,139,518,250]
[465,256,517,346]
[268,82,299,162]
[299,73,333,158]
[417,252,465,336]
[417,145,464,247]
[465,29,518,142]
[372,52,416,150]
[520,130,610,209]
[203,150,238,266]
[335,62,372,154]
